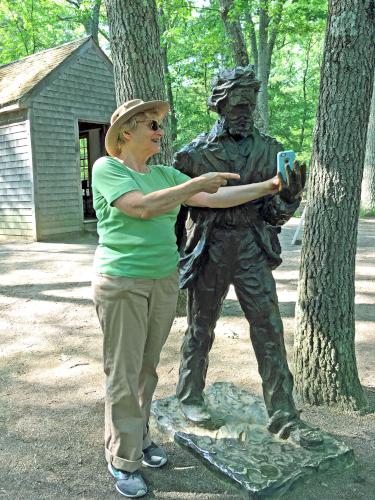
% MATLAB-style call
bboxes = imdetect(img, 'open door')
[79,122,108,219]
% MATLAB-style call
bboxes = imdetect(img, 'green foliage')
[158,0,231,150]
[359,207,375,218]
[0,0,84,65]
[1,0,328,164]
[159,0,327,157]
[268,33,323,161]
[267,0,326,160]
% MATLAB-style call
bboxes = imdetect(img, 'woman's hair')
[117,110,160,147]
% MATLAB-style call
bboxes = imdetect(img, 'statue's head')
[208,65,261,136]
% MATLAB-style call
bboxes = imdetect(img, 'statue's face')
[219,86,257,137]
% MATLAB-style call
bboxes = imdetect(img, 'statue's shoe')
[180,403,211,423]
[267,410,293,435]
[267,410,324,447]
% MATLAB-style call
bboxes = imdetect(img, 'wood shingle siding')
[0,117,35,238]
[29,43,115,238]
[0,37,116,240]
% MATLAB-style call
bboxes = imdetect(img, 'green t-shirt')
[92,156,190,278]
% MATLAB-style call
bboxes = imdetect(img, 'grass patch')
[359,208,375,218]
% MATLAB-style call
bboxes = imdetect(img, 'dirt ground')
[0,218,374,500]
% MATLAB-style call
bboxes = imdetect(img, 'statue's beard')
[223,116,254,137]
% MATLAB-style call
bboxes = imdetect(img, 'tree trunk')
[219,0,249,66]
[65,0,102,44]
[159,6,178,142]
[298,37,312,152]
[246,11,258,74]
[295,0,375,411]
[361,75,375,213]
[83,0,101,43]
[246,1,285,133]
[104,0,173,164]
[256,7,270,132]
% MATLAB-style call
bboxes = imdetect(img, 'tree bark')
[219,0,249,66]
[295,0,375,411]
[159,6,178,142]
[246,11,258,74]
[256,6,270,132]
[298,36,313,152]
[83,0,101,43]
[246,1,286,133]
[105,0,173,164]
[361,75,375,213]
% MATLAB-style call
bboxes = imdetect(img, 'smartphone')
[277,150,295,181]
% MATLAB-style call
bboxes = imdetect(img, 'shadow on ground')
[1,218,374,499]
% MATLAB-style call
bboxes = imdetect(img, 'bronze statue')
[173,66,306,436]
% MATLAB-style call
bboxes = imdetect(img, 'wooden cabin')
[0,37,116,240]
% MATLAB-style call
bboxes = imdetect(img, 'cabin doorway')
[78,121,108,219]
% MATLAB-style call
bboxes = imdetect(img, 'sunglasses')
[147,120,163,131]
[137,119,163,131]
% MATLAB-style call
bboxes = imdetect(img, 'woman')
[92,99,280,498]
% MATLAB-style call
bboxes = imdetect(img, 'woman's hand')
[195,172,241,194]
[268,175,281,194]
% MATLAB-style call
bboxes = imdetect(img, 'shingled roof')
[0,37,92,110]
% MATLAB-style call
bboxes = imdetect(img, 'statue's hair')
[207,65,261,113]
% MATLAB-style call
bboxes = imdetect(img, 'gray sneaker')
[108,463,148,498]
[142,441,167,468]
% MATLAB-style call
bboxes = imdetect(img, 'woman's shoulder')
[151,164,176,179]
[151,164,190,186]
[93,156,126,178]
[94,156,121,169]
[151,164,172,171]
[150,164,171,176]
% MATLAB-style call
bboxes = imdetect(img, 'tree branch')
[246,12,258,73]
[267,0,286,70]
[98,26,109,40]
[258,6,269,71]
[65,0,82,8]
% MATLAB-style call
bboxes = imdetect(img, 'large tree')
[104,0,173,164]
[361,76,375,214]
[219,0,249,66]
[158,1,183,142]
[295,0,375,410]
[245,0,287,132]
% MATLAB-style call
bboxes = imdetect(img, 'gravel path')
[0,218,374,499]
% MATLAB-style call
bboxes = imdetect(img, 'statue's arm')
[173,140,213,178]
[259,194,301,226]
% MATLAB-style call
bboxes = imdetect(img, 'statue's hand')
[278,161,306,203]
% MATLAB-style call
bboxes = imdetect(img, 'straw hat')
[105,99,170,156]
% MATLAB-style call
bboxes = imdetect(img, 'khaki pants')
[92,270,179,472]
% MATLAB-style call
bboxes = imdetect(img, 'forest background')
[0,0,327,161]
[1,0,374,409]
[1,2,375,497]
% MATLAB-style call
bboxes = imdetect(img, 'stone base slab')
[151,382,353,498]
